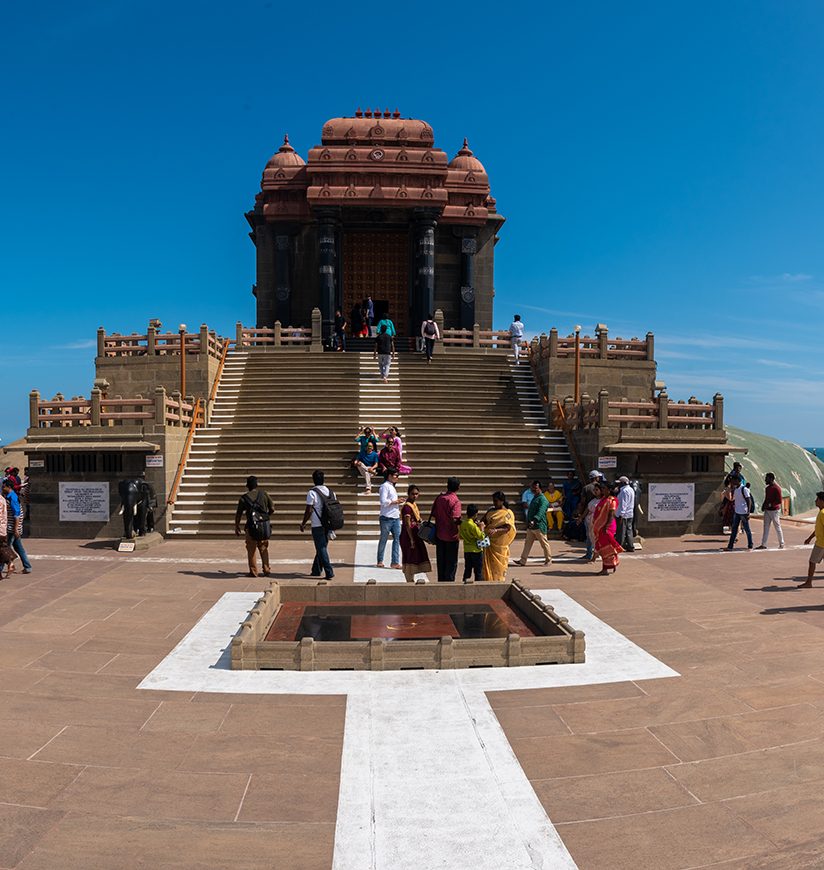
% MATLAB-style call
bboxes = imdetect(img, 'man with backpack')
[725,476,754,551]
[421,313,439,362]
[234,475,274,578]
[300,469,343,580]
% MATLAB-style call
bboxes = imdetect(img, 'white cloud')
[57,339,96,350]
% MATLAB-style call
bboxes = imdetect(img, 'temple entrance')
[342,231,409,335]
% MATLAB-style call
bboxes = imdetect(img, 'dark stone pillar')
[413,209,437,331]
[253,222,276,328]
[316,209,339,342]
[460,235,477,330]
[274,233,292,326]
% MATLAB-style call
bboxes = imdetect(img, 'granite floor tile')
[666,738,824,801]
[218,704,346,739]
[53,766,250,822]
[236,771,340,823]
[14,814,335,870]
[650,703,824,762]
[533,767,698,824]
[141,700,232,734]
[491,705,571,739]
[0,757,83,806]
[556,802,775,870]
[0,804,65,868]
[511,728,679,779]
[486,681,644,709]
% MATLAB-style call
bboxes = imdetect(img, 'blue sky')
[2,1,823,445]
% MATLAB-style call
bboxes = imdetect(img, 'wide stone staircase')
[167,347,574,539]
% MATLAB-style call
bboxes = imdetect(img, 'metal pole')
[574,325,581,404]
[179,325,187,399]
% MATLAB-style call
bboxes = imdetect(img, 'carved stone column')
[459,235,477,330]
[413,209,437,331]
[316,209,339,342]
[274,233,292,327]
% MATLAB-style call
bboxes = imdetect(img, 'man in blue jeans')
[725,476,754,551]
[2,478,31,574]
[377,468,403,568]
[300,470,335,580]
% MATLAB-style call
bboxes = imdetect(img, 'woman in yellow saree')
[591,484,623,575]
[481,491,516,582]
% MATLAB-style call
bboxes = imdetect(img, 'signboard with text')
[59,482,110,522]
[145,455,164,468]
[597,455,617,469]
[648,483,695,522]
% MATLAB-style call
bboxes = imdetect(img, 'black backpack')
[243,491,271,541]
[423,320,437,337]
[313,486,345,531]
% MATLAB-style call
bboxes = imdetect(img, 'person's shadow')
[745,577,808,592]
[762,603,824,615]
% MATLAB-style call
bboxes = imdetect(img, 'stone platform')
[1,519,824,868]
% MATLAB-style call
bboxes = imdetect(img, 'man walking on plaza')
[508,314,526,364]
[725,476,754,551]
[615,476,636,552]
[518,480,552,566]
[234,475,274,577]
[374,324,395,383]
[756,472,784,550]
[377,469,403,568]
[799,491,824,588]
[429,477,462,581]
[2,478,31,574]
[300,470,335,580]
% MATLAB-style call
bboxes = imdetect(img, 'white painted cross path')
[139,588,678,869]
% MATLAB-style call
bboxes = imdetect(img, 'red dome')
[265,134,305,169]
[448,138,485,173]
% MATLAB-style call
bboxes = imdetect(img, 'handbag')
[477,535,491,549]
[420,520,437,545]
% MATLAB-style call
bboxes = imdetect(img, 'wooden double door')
[342,231,409,335]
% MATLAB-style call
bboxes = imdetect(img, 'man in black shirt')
[374,324,395,383]
[234,475,274,577]
[333,308,347,352]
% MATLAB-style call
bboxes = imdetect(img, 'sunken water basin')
[231,580,585,671]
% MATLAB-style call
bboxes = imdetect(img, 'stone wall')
[25,428,189,539]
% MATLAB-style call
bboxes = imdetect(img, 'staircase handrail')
[552,398,588,483]
[167,398,205,505]
[207,339,231,409]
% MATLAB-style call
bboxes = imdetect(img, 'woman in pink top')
[379,426,412,475]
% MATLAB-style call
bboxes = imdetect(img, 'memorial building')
[245,109,504,337]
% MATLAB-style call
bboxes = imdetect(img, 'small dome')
[265,134,305,168]
[448,138,485,172]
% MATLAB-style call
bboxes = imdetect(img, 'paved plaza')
[2,519,824,869]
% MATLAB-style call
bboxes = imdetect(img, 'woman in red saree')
[591,484,622,574]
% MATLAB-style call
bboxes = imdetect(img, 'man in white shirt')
[377,468,403,568]
[725,477,754,551]
[300,469,335,579]
[508,314,526,364]
[615,476,635,552]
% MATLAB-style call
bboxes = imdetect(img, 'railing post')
[311,307,322,353]
[199,324,209,356]
[90,387,101,426]
[597,325,609,359]
[170,390,182,425]
[97,327,106,358]
[29,390,40,428]
[435,309,445,341]
[147,324,156,355]
[713,392,724,430]
[562,395,575,427]
[154,386,167,426]
[646,331,655,361]
[274,320,282,348]
[235,321,244,347]
[658,390,669,429]
[472,322,480,348]
[598,389,609,427]
[548,328,558,357]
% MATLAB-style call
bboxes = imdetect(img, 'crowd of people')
[1,467,31,579]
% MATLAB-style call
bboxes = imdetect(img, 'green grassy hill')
[726,426,824,515]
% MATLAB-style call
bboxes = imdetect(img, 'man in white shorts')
[508,314,525,364]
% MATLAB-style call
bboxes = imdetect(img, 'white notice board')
[59,482,110,522]
[648,483,694,521]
